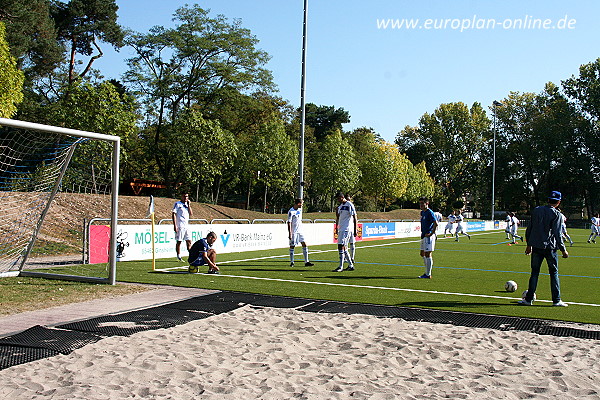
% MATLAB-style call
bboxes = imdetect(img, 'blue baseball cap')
[548,191,562,201]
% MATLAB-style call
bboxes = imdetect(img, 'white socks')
[303,246,309,263]
[423,256,433,276]
[338,250,345,268]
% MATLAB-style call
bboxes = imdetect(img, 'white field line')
[192,273,600,307]
[155,231,600,307]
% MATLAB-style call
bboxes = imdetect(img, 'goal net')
[0,118,119,284]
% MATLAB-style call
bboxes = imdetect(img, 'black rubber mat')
[0,325,103,354]
[0,345,59,370]
[296,299,600,340]
[175,291,314,309]
[164,297,249,313]
[57,307,214,336]
[0,325,103,370]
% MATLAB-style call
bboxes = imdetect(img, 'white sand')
[1,305,599,399]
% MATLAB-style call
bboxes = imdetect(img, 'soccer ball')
[504,280,517,292]
[522,289,536,301]
[188,264,199,273]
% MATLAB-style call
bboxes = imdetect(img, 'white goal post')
[0,117,120,284]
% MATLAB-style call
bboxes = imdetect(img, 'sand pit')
[1,305,598,399]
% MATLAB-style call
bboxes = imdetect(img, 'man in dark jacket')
[518,191,569,307]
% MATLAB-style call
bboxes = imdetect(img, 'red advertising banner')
[89,225,110,264]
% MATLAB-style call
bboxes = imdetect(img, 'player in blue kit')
[418,197,438,279]
[188,232,219,274]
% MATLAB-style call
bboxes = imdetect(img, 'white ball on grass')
[504,280,517,292]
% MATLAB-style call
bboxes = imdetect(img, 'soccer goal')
[0,118,119,284]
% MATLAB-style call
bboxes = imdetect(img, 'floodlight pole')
[491,100,502,221]
[297,0,308,200]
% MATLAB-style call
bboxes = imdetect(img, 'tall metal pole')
[491,100,502,221]
[108,138,120,285]
[297,0,308,199]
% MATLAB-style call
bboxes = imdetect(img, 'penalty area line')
[194,273,600,307]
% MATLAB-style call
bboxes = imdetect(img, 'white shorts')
[455,224,466,234]
[445,223,454,231]
[175,225,191,241]
[420,235,436,252]
[510,226,519,235]
[337,230,353,246]
[593,226,600,234]
[289,232,306,247]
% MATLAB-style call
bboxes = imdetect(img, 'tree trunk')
[246,179,252,210]
[68,38,77,85]
[214,175,221,205]
[263,184,268,213]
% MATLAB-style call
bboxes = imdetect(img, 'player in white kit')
[560,212,574,247]
[588,212,600,244]
[454,210,471,241]
[287,198,314,267]
[509,212,524,244]
[333,192,357,272]
[172,193,193,261]
[444,213,456,237]
[345,194,356,264]
[504,213,512,240]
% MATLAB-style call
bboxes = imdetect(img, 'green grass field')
[114,228,600,324]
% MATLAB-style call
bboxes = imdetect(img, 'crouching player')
[188,232,219,274]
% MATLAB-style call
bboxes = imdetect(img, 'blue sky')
[95,0,600,143]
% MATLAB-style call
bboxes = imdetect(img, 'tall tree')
[493,87,579,210]
[0,21,24,117]
[47,80,139,190]
[563,58,600,121]
[166,108,237,201]
[562,59,600,214]
[405,161,436,203]
[124,5,274,185]
[310,130,360,211]
[396,102,490,210]
[205,89,294,137]
[0,0,63,78]
[237,115,297,210]
[303,103,350,142]
[51,0,124,85]
[365,141,411,211]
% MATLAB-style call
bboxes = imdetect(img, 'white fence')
[89,220,505,263]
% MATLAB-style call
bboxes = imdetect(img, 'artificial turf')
[113,228,600,325]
